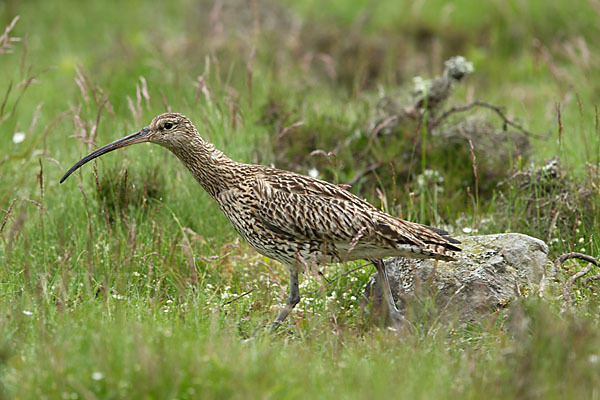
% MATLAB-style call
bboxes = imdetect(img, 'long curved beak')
[60,127,151,183]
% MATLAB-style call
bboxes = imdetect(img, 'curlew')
[61,113,460,328]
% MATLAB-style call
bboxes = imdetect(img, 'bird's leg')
[272,269,300,329]
[373,259,409,329]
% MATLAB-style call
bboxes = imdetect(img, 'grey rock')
[363,233,551,325]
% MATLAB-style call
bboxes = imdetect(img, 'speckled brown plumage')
[61,112,461,327]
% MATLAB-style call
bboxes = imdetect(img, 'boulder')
[362,233,551,325]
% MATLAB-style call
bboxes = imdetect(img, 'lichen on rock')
[363,233,551,326]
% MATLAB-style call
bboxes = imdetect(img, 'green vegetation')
[1,0,599,398]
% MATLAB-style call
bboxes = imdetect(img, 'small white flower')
[308,168,319,178]
[111,293,125,300]
[22,310,33,316]
[12,132,25,144]
[91,371,104,381]
[462,227,472,234]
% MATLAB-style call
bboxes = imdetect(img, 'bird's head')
[147,112,198,149]
[60,112,199,183]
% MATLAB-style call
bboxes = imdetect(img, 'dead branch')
[277,120,304,141]
[556,252,600,312]
[223,288,254,306]
[430,100,549,139]
[369,115,398,144]
[583,275,600,288]
[555,252,600,268]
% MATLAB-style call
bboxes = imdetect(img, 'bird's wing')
[250,170,458,252]
[250,171,375,243]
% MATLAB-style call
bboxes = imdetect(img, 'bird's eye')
[164,122,173,130]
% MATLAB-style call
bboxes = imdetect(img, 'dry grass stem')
[0,16,21,55]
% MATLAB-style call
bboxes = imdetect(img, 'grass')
[1,0,600,398]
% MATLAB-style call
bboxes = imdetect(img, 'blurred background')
[1,0,599,398]
[2,0,599,231]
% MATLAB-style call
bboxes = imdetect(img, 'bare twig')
[277,121,304,141]
[583,275,600,288]
[430,100,549,139]
[555,252,600,268]
[369,115,399,145]
[223,288,254,306]
[556,252,600,311]
[562,263,593,311]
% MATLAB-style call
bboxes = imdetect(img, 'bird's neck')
[169,138,239,198]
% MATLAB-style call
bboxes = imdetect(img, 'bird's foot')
[270,319,285,333]
[387,307,413,333]
[270,303,296,333]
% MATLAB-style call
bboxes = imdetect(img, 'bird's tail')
[377,216,461,261]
